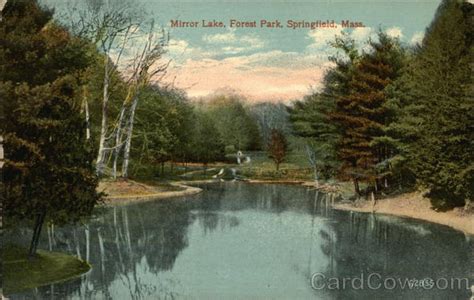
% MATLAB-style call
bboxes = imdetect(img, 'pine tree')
[393,0,473,209]
[289,93,339,180]
[331,32,405,195]
[289,33,357,188]
[1,0,101,257]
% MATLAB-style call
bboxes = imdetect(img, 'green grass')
[130,150,315,181]
[131,162,232,181]
[236,151,314,181]
[3,244,91,295]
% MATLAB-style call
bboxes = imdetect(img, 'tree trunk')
[113,105,126,179]
[82,86,91,141]
[371,191,376,212]
[29,211,46,259]
[353,179,360,197]
[85,98,90,141]
[121,95,139,178]
[96,57,111,175]
[313,165,319,187]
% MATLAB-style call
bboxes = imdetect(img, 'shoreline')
[101,181,202,205]
[247,179,341,193]
[4,245,91,295]
[249,179,473,235]
[99,179,472,235]
[333,191,474,235]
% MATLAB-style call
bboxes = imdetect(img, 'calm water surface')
[7,183,473,299]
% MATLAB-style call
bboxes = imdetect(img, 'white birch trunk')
[121,95,139,178]
[305,144,319,187]
[112,105,127,179]
[80,87,91,140]
[84,95,90,141]
[371,191,376,212]
[96,57,110,175]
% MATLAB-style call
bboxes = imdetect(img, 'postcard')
[1,0,473,299]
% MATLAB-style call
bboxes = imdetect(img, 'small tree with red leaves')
[267,129,288,171]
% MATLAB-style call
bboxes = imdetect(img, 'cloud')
[306,25,377,55]
[386,26,403,39]
[127,23,416,103]
[203,31,237,43]
[202,29,265,54]
[306,26,343,51]
[351,27,375,43]
[410,31,424,45]
[165,38,216,64]
[306,25,411,55]
[168,39,189,53]
[162,50,332,102]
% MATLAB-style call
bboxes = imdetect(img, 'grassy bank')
[98,179,202,204]
[98,179,184,197]
[3,245,90,295]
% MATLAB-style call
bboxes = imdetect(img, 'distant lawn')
[128,149,314,181]
[237,151,314,180]
[244,151,310,168]
[3,244,90,295]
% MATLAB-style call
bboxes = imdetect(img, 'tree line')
[290,0,473,210]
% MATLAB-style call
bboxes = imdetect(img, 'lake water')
[7,183,473,299]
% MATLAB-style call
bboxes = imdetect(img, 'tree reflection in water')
[5,183,473,300]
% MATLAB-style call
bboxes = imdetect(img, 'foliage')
[267,129,289,170]
[289,93,339,180]
[1,0,101,254]
[331,31,405,193]
[203,95,261,151]
[391,0,473,209]
[291,0,472,210]
[251,102,290,148]
[190,110,226,165]
[129,87,176,176]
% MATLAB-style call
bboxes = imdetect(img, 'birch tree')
[115,22,169,178]
[63,0,141,175]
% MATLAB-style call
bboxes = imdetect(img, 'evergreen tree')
[393,0,473,209]
[1,0,101,257]
[331,32,404,195]
[289,33,359,182]
[289,93,339,180]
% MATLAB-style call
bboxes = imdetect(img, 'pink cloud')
[162,52,332,103]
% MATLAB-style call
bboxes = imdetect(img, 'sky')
[45,0,442,102]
